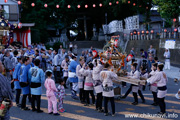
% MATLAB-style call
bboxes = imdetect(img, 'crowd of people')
[0,43,169,120]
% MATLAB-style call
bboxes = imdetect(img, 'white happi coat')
[76,65,85,89]
[139,72,148,90]
[149,70,158,92]
[79,68,94,91]
[147,71,168,98]
[127,70,140,93]
[100,70,118,97]
[61,59,69,77]
[92,64,104,93]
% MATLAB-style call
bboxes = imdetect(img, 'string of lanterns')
[4,0,142,8]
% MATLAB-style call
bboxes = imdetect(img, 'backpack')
[141,59,148,69]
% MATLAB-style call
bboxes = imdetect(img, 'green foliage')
[153,0,180,25]
[52,41,63,51]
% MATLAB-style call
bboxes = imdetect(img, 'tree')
[153,0,180,27]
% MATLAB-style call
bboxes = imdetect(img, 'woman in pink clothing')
[44,70,60,116]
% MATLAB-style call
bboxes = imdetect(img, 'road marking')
[10,117,23,120]
[166,109,180,114]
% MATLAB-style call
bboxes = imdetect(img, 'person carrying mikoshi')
[127,63,140,105]
[92,59,104,112]
[147,64,168,115]
[100,62,118,117]
[148,63,158,106]
[79,63,95,106]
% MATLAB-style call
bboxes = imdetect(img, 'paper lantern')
[18,1,21,5]
[4,0,7,3]
[146,31,149,34]
[109,2,112,6]
[31,3,35,7]
[68,5,71,8]
[137,31,140,35]
[126,54,133,62]
[93,4,96,7]
[150,30,154,34]
[116,1,119,4]
[77,5,81,8]
[142,30,145,34]
[56,5,59,8]
[133,3,136,6]
[85,5,88,8]
[18,22,22,29]
[92,50,98,58]
[99,3,102,7]
[44,4,48,8]
[173,18,176,22]
[164,29,167,32]
[174,28,178,32]
[128,1,130,4]
[115,39,118,47]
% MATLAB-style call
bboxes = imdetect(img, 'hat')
[28,45,32,48]
[45,70,53,73]
[49,48,53,51]
[65,55,69,59]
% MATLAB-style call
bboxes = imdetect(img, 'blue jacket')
[68,60,78,83]
[26,49,35,56]
[13,63,21,89]
[29,66,45,95]
[19,64,30,95]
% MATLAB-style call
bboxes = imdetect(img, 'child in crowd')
[57,79,66,113]
[44,70,60,116]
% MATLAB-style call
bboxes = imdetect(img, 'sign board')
[124,15,139,30]
[103,20,123,34]
[165,40,176,49]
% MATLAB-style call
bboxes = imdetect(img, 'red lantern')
[133,31,137,35]
[146,7,148,9]
[115,39,118,47]
[93,4,96,7]
[174,28,178,32]
[99,3,102,7]
[137,31,140,35]
[164,29,167,32]
[133,3,136,6]
[150,30,154,34]
[56,5,59,8]
[77,5,80,8]
[126,54,133,62]
[85,5,88,8]
[142,30,145,34]
[67,5,71,8]
[146,31,149,34]
[116,1,119,4]
[128,1,130,4]
[44,4,48,8]
[173,18,176,22]
[18,22,22,29]
[31,3,35,7]
[18,1,21,5]
[92,50,98,58]
[139,5,142,7]
[109,2,112,6]
[4,0,7,3]
[130,32,133,36]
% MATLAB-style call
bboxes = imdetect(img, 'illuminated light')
[99,3,102,7]
[77,5,80,8]
[68,5,71,8]
[93,4,96,7]
[31,3,35,7]
[44,4,48,8]
[116,1,119,4]
[109,2,112,6]
[85,5,88,8]
[56,5,59,8]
